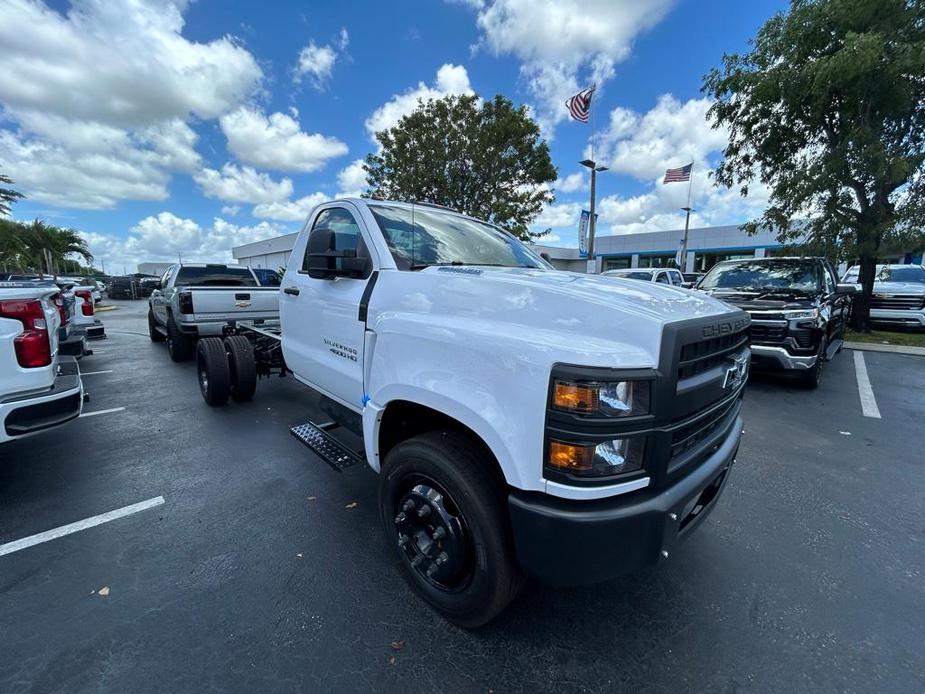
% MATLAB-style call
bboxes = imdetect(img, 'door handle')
[283,286,300,296]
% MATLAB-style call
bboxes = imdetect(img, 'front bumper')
[508,414,742,586]
[1,356,83,443]
[870,308,925,328]
[750,344,818,370]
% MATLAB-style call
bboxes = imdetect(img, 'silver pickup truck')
[148,264,279,361]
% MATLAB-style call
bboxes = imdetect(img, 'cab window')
[655,272,671,284]
[302,207,372,278]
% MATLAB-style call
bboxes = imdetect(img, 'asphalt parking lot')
[1,300,923,693]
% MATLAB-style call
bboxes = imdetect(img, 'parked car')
[251,267,282,287]
[193,198,750,626]
[697,257,855,387]
[602,267,686,286]
[148,263,279,361]
[841,264,925,329]
[107,275,137,299]
[0,281,84,444]
[65,284,106,339]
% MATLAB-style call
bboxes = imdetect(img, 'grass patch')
[846,328,925,348]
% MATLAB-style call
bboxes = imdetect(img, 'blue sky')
[0,0,786,271]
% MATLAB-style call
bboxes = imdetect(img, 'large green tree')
[364,94,557,241]
[1,172,25,217]
[703,0,925,330]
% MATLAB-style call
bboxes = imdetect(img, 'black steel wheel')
[197,337,231,406]
[225,335,257,402]
[379,430,522,628]
[148,309,165,342]
[166,316,194,362]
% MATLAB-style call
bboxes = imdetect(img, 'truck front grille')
[677,331,749,381]
[669,394,741,467]
[870,295,925,310]
[749,323,786,341]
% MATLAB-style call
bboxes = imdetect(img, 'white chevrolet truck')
[194,199,750,626]
[1,281,84,444]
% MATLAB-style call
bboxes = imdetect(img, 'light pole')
[580,159,608,273]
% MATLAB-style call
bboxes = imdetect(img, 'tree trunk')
[850,253,878,332]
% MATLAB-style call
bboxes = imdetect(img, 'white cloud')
[528,95,770,241]
[253,192,331,222]
[468,0,672,132]
[219,106,348,173]
[555,172,585,193]
[0,0,261,127]
[594,95,729,181]
[0,127,172,208]
[221,205,241,216]
[336,159,368,197]
[80,213,288,271]
[194,164,293,204]
[0,0,262,210]
[295,28,349,89]
[365,64,473,137]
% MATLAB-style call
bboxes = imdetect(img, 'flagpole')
[679,161,694,272]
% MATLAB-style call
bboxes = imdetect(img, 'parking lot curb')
[95,305,119,312]
[845,341,925,357]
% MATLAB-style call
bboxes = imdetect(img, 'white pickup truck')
[147,263,279,361]
[193,199,750,626]
[1,281,84,444]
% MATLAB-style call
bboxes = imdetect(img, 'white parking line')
[80,370,113,376]
[79,406,126,418]
[853,351,882,419]
[0,496,165,557]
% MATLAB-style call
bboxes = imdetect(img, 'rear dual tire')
[197,336,257,406]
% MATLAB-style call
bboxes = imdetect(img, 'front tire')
[798,337,826,389]
[379,431,522,628]
[148,309,165,342]
[197,338,231,406]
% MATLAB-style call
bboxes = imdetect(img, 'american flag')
[565,87,595,123]
[663,163,693,183]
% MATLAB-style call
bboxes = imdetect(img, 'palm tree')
[0,171,24,216]
[19,220,93,276]
[0,218,26,273]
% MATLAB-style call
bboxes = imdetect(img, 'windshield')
[843,265,925,284]
[175,266,257,287]
[368,205,549,271]
[699,260,821,293]
[606,271,653,281]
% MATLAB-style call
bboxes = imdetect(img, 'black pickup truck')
[697,257,856,388]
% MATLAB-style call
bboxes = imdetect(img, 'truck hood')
[371,266,741,369]
[698,289,815,311]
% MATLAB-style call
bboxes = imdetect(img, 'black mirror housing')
[306,227,366,279]
[835,283,858,296]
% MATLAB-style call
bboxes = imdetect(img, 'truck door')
[280,205,375,410]
[151,266,173,324]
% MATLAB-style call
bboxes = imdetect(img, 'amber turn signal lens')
[548,441,595,471]
[553,381,599,413]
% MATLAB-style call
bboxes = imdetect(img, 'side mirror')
[306,228,367,279]
[540,252,551,261]
[836,283,858,295]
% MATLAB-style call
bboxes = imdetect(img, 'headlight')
[552,379,650,417]
[782,308,818,320]
[547,437,646,477]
